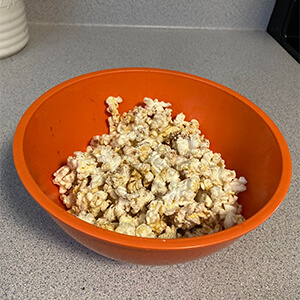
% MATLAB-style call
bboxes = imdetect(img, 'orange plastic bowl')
[13,68,292,265]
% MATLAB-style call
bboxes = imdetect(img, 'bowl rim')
[13,67,292,250]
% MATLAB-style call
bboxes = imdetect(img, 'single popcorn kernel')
[53,96,247,238]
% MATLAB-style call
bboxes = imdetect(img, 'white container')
[0,0,29,59]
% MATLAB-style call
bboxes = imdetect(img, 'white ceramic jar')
[0,0,29,59]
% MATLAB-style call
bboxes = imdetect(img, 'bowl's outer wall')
[52,216,237,265]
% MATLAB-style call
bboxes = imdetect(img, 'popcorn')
[176,137,190,156]
[53,166,75,194]
[136,224,156,238]
[115,215,139,236]
[53,96,247,239]
[159,225,177,239]
[77,212,95,224]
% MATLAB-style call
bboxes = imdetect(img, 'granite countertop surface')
[0,24,299,299]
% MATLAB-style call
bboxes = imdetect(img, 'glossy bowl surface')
[13,68,292,265]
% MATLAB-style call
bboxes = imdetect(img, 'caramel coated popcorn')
[53,96,247,238]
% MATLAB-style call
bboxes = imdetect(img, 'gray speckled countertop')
[0,24,299,299]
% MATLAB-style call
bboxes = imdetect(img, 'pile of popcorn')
[53,96,247,238]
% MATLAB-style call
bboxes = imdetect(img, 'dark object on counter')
[267,0,299,63]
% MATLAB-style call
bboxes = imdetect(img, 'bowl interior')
[21,70,283,221]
